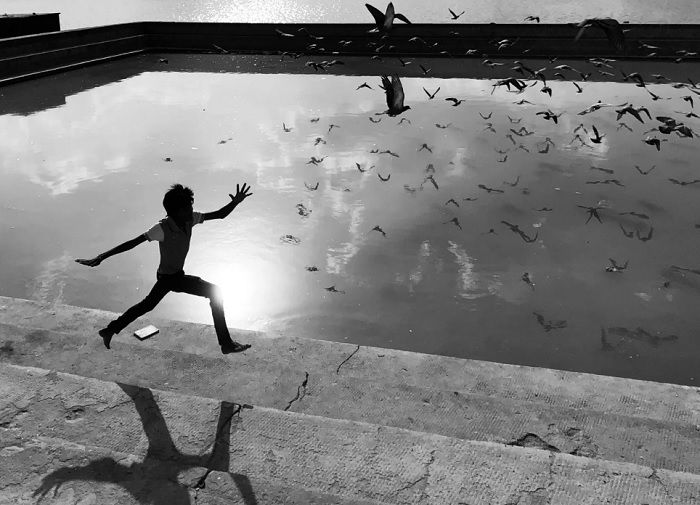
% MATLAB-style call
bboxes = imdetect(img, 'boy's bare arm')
[203,182,253,221]
[75,234,147,267]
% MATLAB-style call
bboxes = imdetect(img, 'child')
[76,183,253,354]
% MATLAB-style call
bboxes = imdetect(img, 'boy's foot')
[98,328,115,349]
[221,342,251,354]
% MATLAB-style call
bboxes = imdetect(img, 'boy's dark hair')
[163,183,194,216]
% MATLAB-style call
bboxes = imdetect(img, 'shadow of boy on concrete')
[32,382,256,504]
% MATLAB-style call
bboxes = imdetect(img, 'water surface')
[1,54,699,385]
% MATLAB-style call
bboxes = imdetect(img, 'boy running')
[76,183,253,354]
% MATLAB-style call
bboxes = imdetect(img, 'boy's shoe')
[98,328,115,349]
[221,342,251,354]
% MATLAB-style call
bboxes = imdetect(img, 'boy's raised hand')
[230,183,253,205]
[75,256,103,267]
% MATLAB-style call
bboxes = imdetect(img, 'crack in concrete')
[192,402,253,491]
[394,449,436,500]
[283,372,309,412]
[336,345,360,374]
[648,467,673,502]
[505,452,557,505]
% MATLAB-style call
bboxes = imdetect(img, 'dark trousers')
[107,271,233,347]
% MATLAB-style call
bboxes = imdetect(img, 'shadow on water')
[31,382,257,504]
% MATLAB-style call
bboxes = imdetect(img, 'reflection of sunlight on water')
[206,259,278,331]
[447,240,483,300]
[30,252,72,306]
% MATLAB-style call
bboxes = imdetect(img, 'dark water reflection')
[1,55,699,385]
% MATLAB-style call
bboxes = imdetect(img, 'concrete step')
[2,297,697,424]
[2,362,700,505]
[0,34,145,81]
[0,367,387,505]
[1,297,699,475]
[0,435,388,505]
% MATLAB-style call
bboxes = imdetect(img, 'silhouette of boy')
[76,183,253,354]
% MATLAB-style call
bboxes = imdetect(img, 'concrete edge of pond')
[1,20,700,85]
[1,295,698,421]
[1,331,700,504]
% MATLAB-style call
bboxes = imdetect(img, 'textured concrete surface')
[1,296,700,480]
[2,362,700,505]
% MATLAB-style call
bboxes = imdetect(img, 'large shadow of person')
[32,383,257,504]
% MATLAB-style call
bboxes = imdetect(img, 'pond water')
[1,53,699,385]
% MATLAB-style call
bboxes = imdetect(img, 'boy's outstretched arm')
[75,234,147,267]
[203,182,253,221]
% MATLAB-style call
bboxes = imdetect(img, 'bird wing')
[393,12,412,24]
[365,3,385,26]
[381,75,394,109]
[384,2,395,29]
[574,23,590,42]
[592,125,599,137]
[391,75,405,109]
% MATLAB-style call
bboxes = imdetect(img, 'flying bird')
[524,16,540,23]
[669,177,700,186]
[443,217,462,230]
[380,74,411,116]
[578,101,628,115]
[356,82,372,90]
[536,110,563,124]
[575,17,627,52]
[445,97,465,106]
[522,272,535,290]
[423,174,439,190]
[449,8,465,19]
[643,136,667,151]
[605,258,629,272]
[304,181,319,191]
[365,2,411,32]
[636,227,654,242]
[617,122,633,131]
[378,172,391,181]
[423,86,440,99]
[590,125,605,143]
[371,225,387,237]
[479,184,505,194]
[532,312,567,332]
[616,104,651,123]
[635,164,655,175]
[282,123,292,132]
[577,205,604,224]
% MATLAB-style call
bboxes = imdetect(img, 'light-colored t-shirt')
[144,212,204,274]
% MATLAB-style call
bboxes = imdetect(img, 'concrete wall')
[0,13,60,38]
[0,21,699,84]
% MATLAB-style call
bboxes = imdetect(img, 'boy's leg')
[100,279,171,349]
[171,274,251,353]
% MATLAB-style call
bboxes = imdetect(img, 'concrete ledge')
[0,21,699,84]
[2,362,700,505]
[0,13,60,38]
[1,297,700,476]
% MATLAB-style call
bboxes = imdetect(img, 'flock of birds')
[249,4,699,340]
